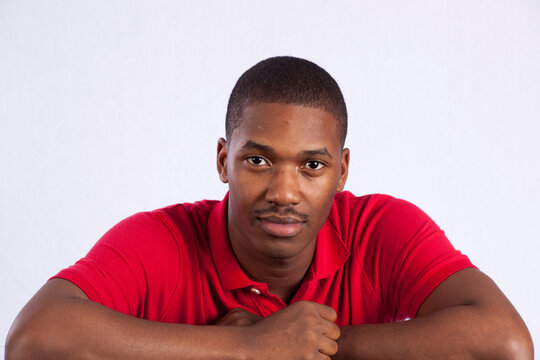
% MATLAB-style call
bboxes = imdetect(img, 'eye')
[305,160,324,170]
[246,156,267,166]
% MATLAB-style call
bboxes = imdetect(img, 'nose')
[265,165,301,206]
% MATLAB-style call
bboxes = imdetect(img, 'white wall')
[1,0,539,354]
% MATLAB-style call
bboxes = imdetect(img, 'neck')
[229,236,316,304]
[242,255,313,304]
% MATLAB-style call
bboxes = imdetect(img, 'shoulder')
[96,198,223,254]
[331,191,425,226]
[333,190,422,210]
[332,191,393,212]
[329,191,443,250]
[149,199,221,232]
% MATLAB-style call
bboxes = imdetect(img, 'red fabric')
[53,191,474,326]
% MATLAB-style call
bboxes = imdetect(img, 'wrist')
[333,325,351,360]
[233,326,254,360]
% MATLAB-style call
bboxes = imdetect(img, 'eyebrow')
[240,140,333,159]
[241,140,273,153]
[300,148,332,159]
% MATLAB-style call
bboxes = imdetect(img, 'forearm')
[334,304,533,360]
[6,296,248,360]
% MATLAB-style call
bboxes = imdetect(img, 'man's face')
[217,102,349,261]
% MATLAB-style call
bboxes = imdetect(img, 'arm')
[333,268,533,360]
[6,279,340,360]
[5,279,249,360]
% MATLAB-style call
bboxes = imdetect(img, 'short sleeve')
[363,197,475,320]
[52,211,181,320]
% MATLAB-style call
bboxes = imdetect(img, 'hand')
[214,308,263,327]
[244,301,340,360]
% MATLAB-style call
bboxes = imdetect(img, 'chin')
[255,236,312,260]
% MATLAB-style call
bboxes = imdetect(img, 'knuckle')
[328,307,337,318]
[229,313,242,321]
[236,318,250,326]
[298,300,314,309]
[304,316,319,329]
[306,330,318,342]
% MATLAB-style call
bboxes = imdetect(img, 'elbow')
[5,311,65,360]
[5,321,40,360]
[483,316,535,360]
[470,307,534,360]
[499,329,534,360]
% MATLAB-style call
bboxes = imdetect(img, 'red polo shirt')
[53,191,474,326]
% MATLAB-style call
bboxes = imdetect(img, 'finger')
[214,308,262,326]
[316,304,337,323]
[318,337,339,357]
[317,353,332,360]
[242,312,263,325]
[322,321,340,340]
[230,315,260,326]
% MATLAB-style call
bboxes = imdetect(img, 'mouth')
[257,215,305,238]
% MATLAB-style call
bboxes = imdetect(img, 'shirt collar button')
[250,288,261,295]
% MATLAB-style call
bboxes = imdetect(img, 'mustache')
[254,206,309,220]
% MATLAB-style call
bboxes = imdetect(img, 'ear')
[336,148,350,192]
[217,137,229,183]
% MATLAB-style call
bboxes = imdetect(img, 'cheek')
[305,172,340,197]
[229,162,269,193]
[228,173,266,215]
[304,177,339,218]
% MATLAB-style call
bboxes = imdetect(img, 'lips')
[257,215,305,237]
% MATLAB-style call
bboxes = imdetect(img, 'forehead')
[230,102,341,150]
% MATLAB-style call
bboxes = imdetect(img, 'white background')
[1,0,539,355]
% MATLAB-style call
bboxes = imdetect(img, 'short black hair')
[225,56,348,146]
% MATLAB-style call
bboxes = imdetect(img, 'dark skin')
[6,103,533,359]
[217,102,350,303]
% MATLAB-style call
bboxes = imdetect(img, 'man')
[6,56,533,359]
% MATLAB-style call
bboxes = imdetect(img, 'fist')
[245,301,340,359]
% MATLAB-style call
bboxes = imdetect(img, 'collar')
[208,193,350,291]
[305,203,351,281]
